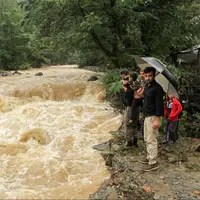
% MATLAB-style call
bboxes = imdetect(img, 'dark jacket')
[123,88,134,107]
[132,98,143,108]
[143,80,165,116]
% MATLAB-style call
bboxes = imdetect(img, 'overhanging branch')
[91,30,112,57]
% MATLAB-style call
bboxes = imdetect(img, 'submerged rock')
[35,72,43,76]
[88,75,98,81]
[19,128,50,145]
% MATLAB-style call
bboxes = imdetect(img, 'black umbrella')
[134,56,179,98]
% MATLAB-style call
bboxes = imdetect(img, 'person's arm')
[168,99,183,119]
[155,86,164,116]
[153,86,164,129]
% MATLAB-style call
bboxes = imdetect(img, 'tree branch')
[91,30,112,57]
[77,3,113,57]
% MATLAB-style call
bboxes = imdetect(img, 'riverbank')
[89,131,200,200]
[84,64,200,200]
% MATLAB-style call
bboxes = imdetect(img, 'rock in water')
[92,141,111,151]
[13,70,22,75]
[0,71,11,76]
[35,72,43,76]
[88,75,98,81]
[19,128,50,144]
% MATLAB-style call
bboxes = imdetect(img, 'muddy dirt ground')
[89,133,200,200]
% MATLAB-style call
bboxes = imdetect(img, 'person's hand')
[168,116,172,121]
[122,85,127,91]
[153,117,161,129]
[136,88,144,97]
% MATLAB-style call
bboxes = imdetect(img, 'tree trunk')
[91,30,120,68]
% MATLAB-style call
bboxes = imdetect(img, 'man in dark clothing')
[138,67,165,172]
[120,71,138,147]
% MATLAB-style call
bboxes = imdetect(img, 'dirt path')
[90,135,200,200]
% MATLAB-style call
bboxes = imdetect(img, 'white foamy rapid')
[0,67,122,199]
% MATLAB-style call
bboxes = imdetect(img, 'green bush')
[178,111,188,137]
[100,69,122,96]
[19,63,31,70]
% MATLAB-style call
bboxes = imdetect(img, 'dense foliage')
[100,69,122,95]
[1,0,199,69]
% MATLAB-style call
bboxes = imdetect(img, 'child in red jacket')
[163,95,182,144]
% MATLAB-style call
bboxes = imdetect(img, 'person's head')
[139,70,145,80]
[168,94,174,101]
[129,71,138,82]
[144,67,156,83]
[120,70,128,79]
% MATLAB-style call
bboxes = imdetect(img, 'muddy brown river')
[0,66,121,199]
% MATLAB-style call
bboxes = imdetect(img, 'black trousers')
[164,119,179,141]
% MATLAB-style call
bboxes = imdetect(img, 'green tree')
[20,0,200,68]
[140,0,200,57]
[0,1,30,69]
[20,0,144,68]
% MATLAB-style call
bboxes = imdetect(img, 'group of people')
[120,67,182,172]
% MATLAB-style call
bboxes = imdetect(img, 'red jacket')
[164,97,182,121]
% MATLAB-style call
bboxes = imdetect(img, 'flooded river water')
[0,67,121,199]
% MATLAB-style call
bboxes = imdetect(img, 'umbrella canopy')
[134,56,179,99]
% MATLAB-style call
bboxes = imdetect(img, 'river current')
[0,67,121,199]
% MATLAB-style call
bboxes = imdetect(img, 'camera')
[130,79,147,90]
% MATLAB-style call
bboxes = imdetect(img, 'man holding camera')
[120,71,143,148]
